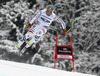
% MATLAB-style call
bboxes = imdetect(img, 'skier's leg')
[15,24,37,49]
[26,29,46,48]
[15,31,34,49]
[20,25,46,53]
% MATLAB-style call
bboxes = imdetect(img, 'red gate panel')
[54,34,75,72]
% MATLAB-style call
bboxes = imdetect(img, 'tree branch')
[85,35,100,51]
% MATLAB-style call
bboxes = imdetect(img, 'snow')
[0,60,96,76]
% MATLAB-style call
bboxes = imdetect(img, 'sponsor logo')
[42,15,52,20]
[58,48,71,53]
[63,48,67,51]
[28,31,33,34]
[58,50,71,53]
[57,47,72,54]
[30,28,35,33]
[41,17,50,23]
[57,55,72,59]
[33,25,36,28]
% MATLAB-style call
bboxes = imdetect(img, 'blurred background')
[0,0,100,75]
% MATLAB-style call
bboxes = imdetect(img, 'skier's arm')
[54,16,69,35]
[54,16,66,30]
[30,11,42,24]
[25,11,42,29]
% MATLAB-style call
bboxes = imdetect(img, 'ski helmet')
[47,5,55,11]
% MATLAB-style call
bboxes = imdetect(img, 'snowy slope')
[0,60,96,76]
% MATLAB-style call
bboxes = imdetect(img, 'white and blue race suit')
[18,9,66,45]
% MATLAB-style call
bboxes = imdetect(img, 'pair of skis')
[15,42,31,55]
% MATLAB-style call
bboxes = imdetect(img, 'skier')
[15,5,69,53]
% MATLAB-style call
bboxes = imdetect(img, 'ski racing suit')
[18,9,66,46]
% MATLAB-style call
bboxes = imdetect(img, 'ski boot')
[15,42,21,49]
[21,41,34,54]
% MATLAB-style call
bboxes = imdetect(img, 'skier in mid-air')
[15,5,69,53]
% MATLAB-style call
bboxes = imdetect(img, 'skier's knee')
[20,35,26,42]
[37,29,45,36]
[25,31,34,39]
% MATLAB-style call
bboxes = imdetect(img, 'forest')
[0,0,100,75]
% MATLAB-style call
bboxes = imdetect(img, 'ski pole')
[66,17,83,33]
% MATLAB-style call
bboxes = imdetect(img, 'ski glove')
[63,26,71,35]
[26,23,31,29]
[63,29,68,35]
